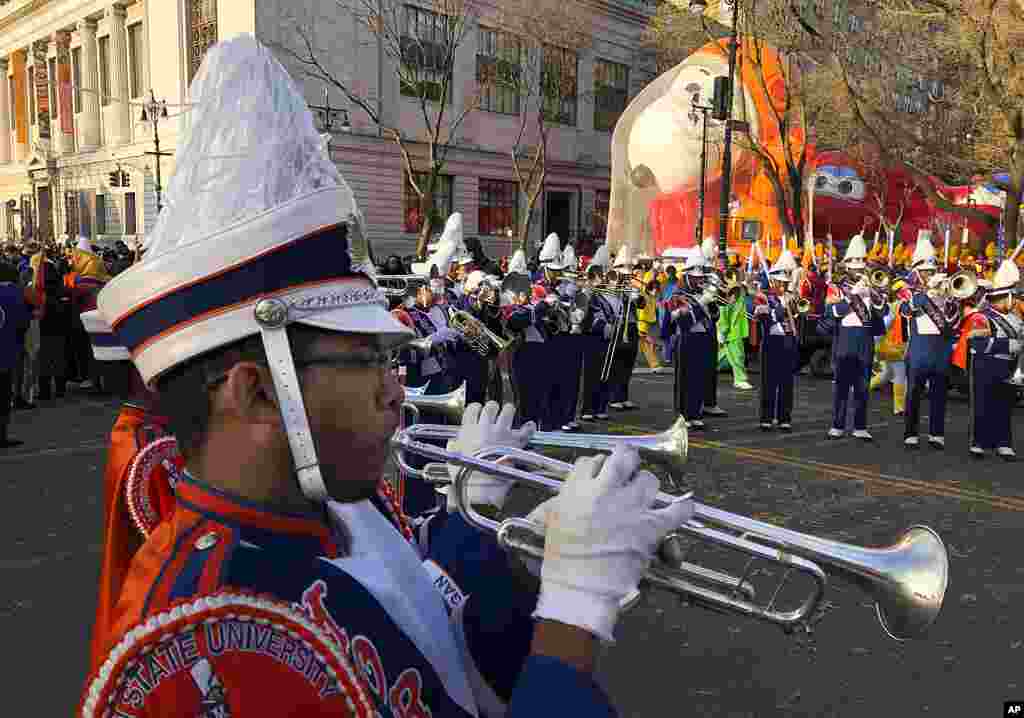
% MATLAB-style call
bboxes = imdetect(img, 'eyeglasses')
[204,348,397,391]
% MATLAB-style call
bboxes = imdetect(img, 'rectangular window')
[593,190,610,239]
[542,45,578,126]
[477,28,520,115]
[98,36,110,106]
[400,5,452,103]
[48,58,57,118]
[65,190,79,238]
[832,0,847,26]
[96,194,107,234]
[403,172,453,233]
[478,179,518,237]
[128,23,144,99]
[27,66,34,125]
[188,0,218,84]
[594,59,629,132]
[847,13,863,32]
[124,192,137,235]
[72,47,82,113]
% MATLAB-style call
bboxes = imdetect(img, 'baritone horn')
[449,308,512,355]
[391,425,949,640]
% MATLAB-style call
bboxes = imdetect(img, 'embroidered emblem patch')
[81,592,375,718]
[125,436,183,538]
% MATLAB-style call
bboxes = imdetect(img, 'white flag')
[719,0,737,27]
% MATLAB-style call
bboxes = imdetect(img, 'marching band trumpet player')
[963,258,1023,460]
[700,239,729,418]
[546,243,588,431]
[819,235,888,441]
[898,233,955,449]
[662,247,715,430]
[753,249,800,431]
[607,247,643,412]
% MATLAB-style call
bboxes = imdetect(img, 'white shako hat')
[843,232,867,269]
[507,248,528,274]
[681,246,706,274]
[81,309,130,362]
[561,243,577,271]
[589,244,610,269]
[701,236,717,266]
[96,36,411,503]
[769,249,798,279]
[613,244,634,268]
[539,232,563,266]
[988,259,1020,298]
[463,269,487,293]
[412,212,463,277]
[911,230,938,270]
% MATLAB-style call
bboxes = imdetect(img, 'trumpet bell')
[401,382,466,423]
[869,526,949,641]
[949,270,978,300]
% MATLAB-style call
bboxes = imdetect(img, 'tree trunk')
[414,178,437,260]
[517,178,544,257]
[1003,138,1024,255]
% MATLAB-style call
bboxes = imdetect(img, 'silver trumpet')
[401,382,466,424]
[390,422,949,640]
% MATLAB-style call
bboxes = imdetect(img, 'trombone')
[391,420,949,640]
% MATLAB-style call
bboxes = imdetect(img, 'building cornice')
[0,0,110,56]
[0,0,52,34]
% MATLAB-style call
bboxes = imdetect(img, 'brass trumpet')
[391,418,949,640]
[948,270,978,300]
[869,267,892,291]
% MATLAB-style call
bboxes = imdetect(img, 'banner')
[11,50,27,146]
[33,40,49,139]
[56,33,73,136]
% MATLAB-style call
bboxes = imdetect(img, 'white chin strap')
[254,298,328,503]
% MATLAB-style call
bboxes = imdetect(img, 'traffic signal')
[712,76,730,121]
[119,170,130,187]
[108,170,120,188]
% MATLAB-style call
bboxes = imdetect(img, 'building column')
[0,58,10,163]
[104,4,130,146]
[52,31,73,155]
[76,19,101,151]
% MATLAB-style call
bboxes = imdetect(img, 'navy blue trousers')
[511,343,552,428]
[970,354,1014,449]
[581,336,610,415]
[674,332,712,420]
[833,354,870,431]
[760,334,797,424]
[546,335,585,429]
[905,364,948,438]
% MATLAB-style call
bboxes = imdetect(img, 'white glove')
[571,308,585,325]
[432,327,461,345]
[545,293,558,305]
[1010,339,1023,355]
[603,323,615,340]
[754,304,770,316]
[527,446,694,643]
[446,402,536,512]
[671,308,686,320]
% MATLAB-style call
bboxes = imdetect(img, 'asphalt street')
[3,368,1023,716]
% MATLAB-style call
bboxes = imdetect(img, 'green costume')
[717,295,749,384]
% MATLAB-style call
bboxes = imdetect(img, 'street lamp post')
[690,99,714,248]
[690,0,739,271]
[139,90,172,215]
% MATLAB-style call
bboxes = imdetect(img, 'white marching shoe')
[997,446,1017,461]
[853,429,873,442]
[927,435,945,449]
[827,428,844,439]
[734,381,754,390]
[904,436,919,447]
[970,445,985,458]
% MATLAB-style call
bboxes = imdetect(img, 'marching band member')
[83,39,695,716]
[80,311,183,674]
[505,266,554,429]
[608,246,642,411]
[580,246,614,421]
[964,259,1023,459]
[820,234,887,441]
[535,233,572,430]
[700,238,728,418]
[547,243,587,431]
[452,269,495,406]
[899,233,954,448]
[0,261,31,447]
[753,249,800,431]
[662,247,714,430]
